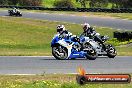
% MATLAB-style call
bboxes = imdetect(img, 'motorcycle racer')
[12,7,17,13]
[51,25,97,60]
[56,25,81,51]
[8,7,22,17]
[81,23,106,49]
[57,24,81,42]
[81,23,96,37]
[56,25,72,39]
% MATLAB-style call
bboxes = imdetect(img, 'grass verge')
[0,74,131,88]
[116,45,132,56]
[0,16,131,56]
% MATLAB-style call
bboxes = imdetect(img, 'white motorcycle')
[80,33,117,58]
[8,9,22,17]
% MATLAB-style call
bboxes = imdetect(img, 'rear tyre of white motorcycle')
[52,46,68,60]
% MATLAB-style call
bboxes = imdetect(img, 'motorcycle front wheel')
[9,13,12,16]
[84,42,97,60]
[86,48,97,60]
[19,14,22,17]
[52,46,68,60]
[106,44,117,58]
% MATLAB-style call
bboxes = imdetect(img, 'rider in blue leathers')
[57,25,80,42]
[56,25,72,39]
[56,25,81,50]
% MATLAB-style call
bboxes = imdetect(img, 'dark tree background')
[0,0,42,6]
[0,0,8,5]
[76,0,132,8]
[8,0,19,5]
[54,0,74,8]
[19,0,42,6]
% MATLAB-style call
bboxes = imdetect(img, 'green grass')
[0,17,53,55]
[42,0,83,8]
[42,0,55,8]
[0,16,131,56]
[107,38,132,46]
[0,75,131,88]
[116,45,132,56]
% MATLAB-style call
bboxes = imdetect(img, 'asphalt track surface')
[0,10,132,30]
[0,56,132,74]
[0,10,132,74]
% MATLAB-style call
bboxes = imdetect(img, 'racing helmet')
[82,23,90,32]
[57,25,65,33]
[13,7,16,9]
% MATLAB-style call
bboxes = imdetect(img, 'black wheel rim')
[84,43,96,57]
[53,47,67,59]
[107,46,116,55]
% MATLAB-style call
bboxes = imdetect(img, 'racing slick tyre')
[19,14,22,17]
[9,12,13,16]
[8,10,12,16]
[84,42,97,60]
[106,44,117,58]
[52,46,68,60]
[86,48,97,60]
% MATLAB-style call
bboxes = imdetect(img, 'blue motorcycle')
[51,34,97,60]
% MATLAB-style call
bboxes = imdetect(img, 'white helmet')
[57,25,65,33]
[83,23,90,31]
[13,7,16,9]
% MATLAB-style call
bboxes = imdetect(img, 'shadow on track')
[39,58,87,61]
[39,56,108,61]
[4,15,22,17]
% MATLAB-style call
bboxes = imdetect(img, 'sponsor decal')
[76,66,131,85]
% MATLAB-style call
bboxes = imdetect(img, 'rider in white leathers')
[81,23,106,49]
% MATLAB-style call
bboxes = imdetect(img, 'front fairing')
[51,34,88,59]
[69,50,87,58]
[51,34,60,47]
[51,34,72,46]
